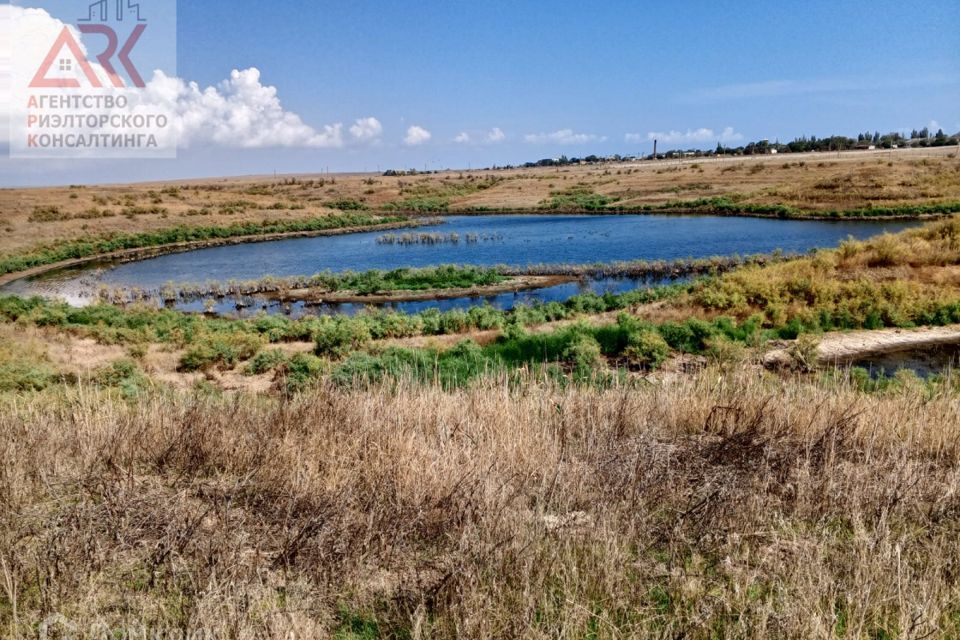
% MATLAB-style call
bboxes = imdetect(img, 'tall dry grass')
[2,370,960,638]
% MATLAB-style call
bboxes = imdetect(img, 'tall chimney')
[653,139,657,160]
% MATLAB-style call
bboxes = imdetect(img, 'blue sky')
[3,0,959,186]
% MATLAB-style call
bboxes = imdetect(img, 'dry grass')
[1,148,957,256]
[2,369,960,638]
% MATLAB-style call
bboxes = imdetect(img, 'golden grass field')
[3,368,960,638]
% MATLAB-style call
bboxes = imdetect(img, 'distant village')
[521,127,959,168]
[383,126,960,176]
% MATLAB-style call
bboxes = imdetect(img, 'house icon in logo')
[30,27,101,88]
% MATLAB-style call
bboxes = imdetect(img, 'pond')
[2,214,918,317]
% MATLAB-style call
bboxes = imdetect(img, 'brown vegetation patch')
[3,372,960,636]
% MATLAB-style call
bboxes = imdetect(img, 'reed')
[2,369,960,637]
[93,254,778,307]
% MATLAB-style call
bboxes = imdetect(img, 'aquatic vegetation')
[96,265,510,304]
[376,231,503,245]
[377,232,461,245]
[93,255,778,307]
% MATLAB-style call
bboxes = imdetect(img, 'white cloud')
[404,125,432,146]
[455,127,506,145]
[150,68,344,148]
[349,117,383,143]
[0,5,375,150]
[636,127,744,144]
[487,127,506,143]
[523,129,606,145]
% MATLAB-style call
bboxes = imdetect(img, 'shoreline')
[405,207,957,221]
[0,219,427,289]
[0,205,942,293]
[286,275,578,305]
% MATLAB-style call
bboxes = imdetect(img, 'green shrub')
[562,334,604,372]
[179,333,264,372]
[624,330,671,369]
[94,359,150,398]
[658,318,717,353]
[0,360,57,392]
[245,348,290,375]
[439,309,470,334]
[29,205,70,222]
[314,319,372,359]
[468,305,505,331]
[327,198,368,211]
[543,184,619,211]
[282,353,327,392]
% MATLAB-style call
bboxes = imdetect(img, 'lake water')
[1,214,918,316]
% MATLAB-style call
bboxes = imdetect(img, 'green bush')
[658,318,717,353]
[439,309,470,334]
[94,359,150,398]
[314,319,372,359]
[624,330,671,369]
[179,333,264,372]
[0,360,57,392]
[282,353,327,393]
[245,349,290,375]
[543,184,619,211]
[562,333,604,372]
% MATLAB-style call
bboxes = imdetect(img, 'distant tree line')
[521,154,616,168]
[701,126,957,158]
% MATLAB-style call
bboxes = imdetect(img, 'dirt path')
[816,324,960,362]
[764,324,960,368]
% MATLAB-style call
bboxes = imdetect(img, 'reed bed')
[94,265,508,305]
[500,252,791,279]
[375,231,503,245]
[2,369,960,637]
[92,254,779,307]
